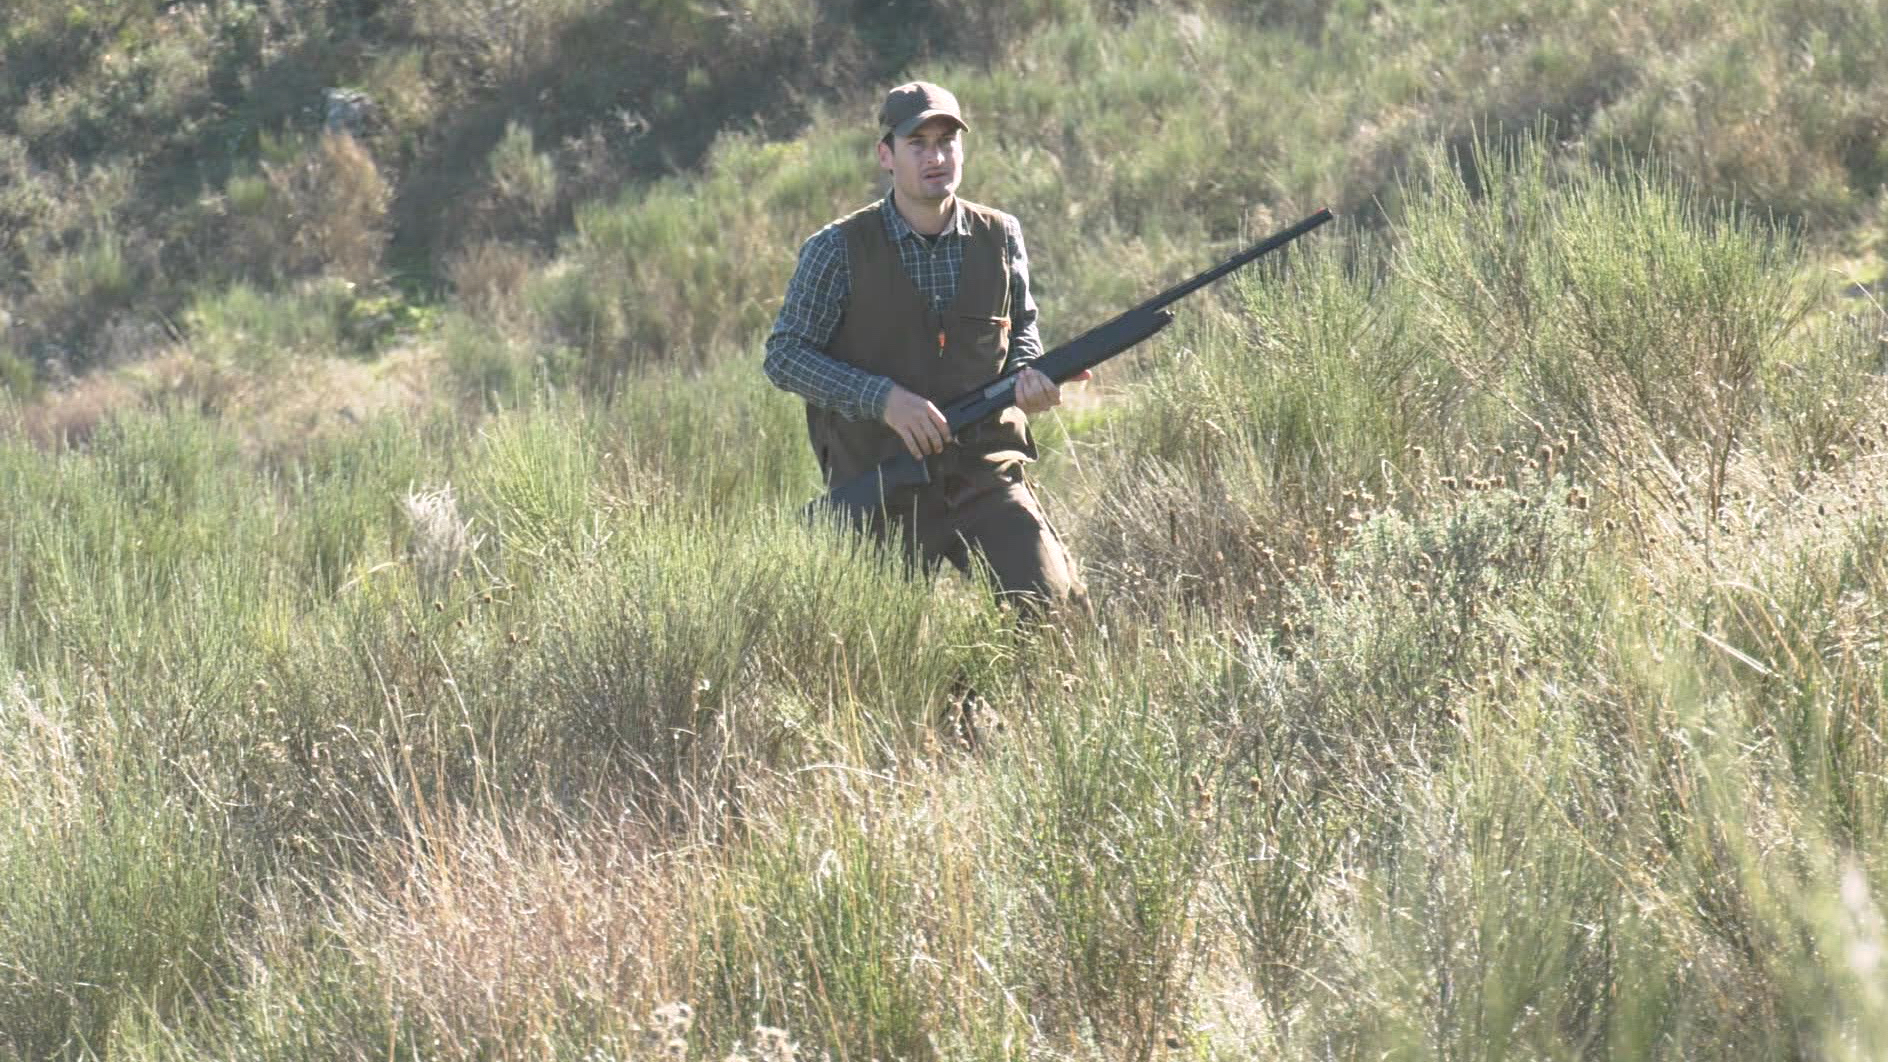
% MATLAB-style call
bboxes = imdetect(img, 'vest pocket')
[955,314,1011,362]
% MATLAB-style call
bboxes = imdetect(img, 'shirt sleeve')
[762,225,894,422]
[1001,213,1044,372]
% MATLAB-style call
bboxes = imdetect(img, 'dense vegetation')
[3,0,1887,1059]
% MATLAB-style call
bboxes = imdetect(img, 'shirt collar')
[881,192,970,242]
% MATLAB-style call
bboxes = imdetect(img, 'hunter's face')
[879,118,964,206]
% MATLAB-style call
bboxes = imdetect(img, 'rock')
[323,88,375,135]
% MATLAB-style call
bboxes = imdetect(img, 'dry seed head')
[751,1026,798,1062]
[1190,773,1214,814]
[651,1002,694,1037]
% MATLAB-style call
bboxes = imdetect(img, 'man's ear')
[875,138,893,173]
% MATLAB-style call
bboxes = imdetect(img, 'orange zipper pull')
[938,328,947,356]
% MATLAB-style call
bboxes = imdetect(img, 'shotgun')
[821,207,1335,515]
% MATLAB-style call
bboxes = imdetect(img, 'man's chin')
[904,186,955,207]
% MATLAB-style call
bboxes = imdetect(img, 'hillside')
[4,0,1884,419]
[3,1,1888,1060]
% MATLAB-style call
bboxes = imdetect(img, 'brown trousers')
[878,462,1083,611]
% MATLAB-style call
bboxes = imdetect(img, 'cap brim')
[890,110,969,138]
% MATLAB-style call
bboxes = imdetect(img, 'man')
[764,80,1087,611]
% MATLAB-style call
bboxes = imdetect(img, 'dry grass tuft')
[228,133,393,287]
[14,371,141,448]
[449,241,542,325]
[329,806,689,1055]
[403,483,482,600]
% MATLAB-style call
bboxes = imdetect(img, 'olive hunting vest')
[805,198,1034,485]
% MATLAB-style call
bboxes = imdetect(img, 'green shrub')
[997,680,1218,1059]
[0,347,39,399]
[702,772,1009,1061]
[0,684,239,1060]
[184,280,352,371]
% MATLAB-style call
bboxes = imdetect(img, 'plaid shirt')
[763,194,1043,421]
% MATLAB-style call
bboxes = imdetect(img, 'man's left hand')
[1014,367,1091,415]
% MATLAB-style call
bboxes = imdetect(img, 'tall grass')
[0,683,240,1059]
[2,6,1888,1059]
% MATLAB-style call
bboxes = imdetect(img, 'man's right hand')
[881,384,950,459]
